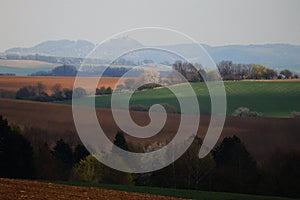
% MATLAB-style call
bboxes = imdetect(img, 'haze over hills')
[3,38,300,71]
[5,40,95,58]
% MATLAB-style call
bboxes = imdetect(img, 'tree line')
[13,83,114,102]
[1,116,299,198]
[172,60,298,81]
[30,64,143,77]
[15,83,87,102]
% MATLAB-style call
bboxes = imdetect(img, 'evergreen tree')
[0,115,34,178]
[212,135,258,193]
[113,131,128,151]
[52,139,74,180]
[73,144,90,164]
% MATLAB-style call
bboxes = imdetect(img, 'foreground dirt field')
[0,98,300,161]
[0,178,182,200]
[0,76,125,92]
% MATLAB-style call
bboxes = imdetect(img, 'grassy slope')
[50,181,295,200]
[0,66,54,76]
[68,81,300,118]
[223,81,300,117]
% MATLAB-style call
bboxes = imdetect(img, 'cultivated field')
[0,76,125,92]
[0,59,57,68]
[82,81,300,118]
[0,178,181,200]
[0,98,299,161]
[0,178,294,200]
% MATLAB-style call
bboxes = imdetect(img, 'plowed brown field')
[0,98,300,161]
[0,76,125,92]
[0,178,183,200]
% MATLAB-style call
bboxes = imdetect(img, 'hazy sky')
[0,0,300,51]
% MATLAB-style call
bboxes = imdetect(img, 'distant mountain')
[92,36,143,60]
[3,38,300,71]
[5,40,95,58]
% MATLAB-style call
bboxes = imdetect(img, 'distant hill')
[0,60,58,76]
[3,38,300,71]
[5,40,95,58]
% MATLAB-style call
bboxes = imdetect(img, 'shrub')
[105,87,112,95]
[96,86,106,95]
[0,89,15,98]
[232,107,262,117]
[137,83,162,91]
[130,103,178,113]
[70,154,133,185]
[95,86,113,95]
[70,155,103,183]
[16,85,38,100]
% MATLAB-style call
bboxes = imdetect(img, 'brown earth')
[0,98,300,161]
[0,178,183,200]
[0,76,125,92]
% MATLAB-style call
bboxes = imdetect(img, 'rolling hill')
[69,80,300,118]
[3,38,300,71]
[0,60,57,75]
[5,40,94,58]
[1,97,300,161]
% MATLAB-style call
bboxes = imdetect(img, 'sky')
[0,0,300,51]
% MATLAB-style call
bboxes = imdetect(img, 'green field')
[68,81,300,118]
[0,65,54,76]
[50,181,295,200]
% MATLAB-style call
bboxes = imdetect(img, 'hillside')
[3,38,300,70]
[0,60,57,75]
[5,40,94,58]
[1,98,299,161]
[70,81,300,118]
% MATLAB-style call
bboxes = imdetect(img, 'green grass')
[67,81,300,118]
[44,180,296,200]
[0,65,54,76]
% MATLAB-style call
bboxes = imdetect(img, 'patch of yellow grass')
[0,60,57,68]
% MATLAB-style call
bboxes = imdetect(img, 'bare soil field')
[0,178,182,200]
[0,98,300,161]
[0,60,57,68]
[0,76,125,92]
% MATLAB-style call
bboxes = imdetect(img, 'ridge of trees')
[15,83,86,102]
[172,60,298,81]
[1,115,300,197]
[30,64,143,77]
